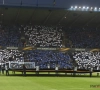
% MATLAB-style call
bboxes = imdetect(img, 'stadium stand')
[0,24,100,72]
[0,6,100,76]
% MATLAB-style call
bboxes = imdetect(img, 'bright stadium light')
[95,7,97,9]
[94,7,97,11]
[83,6,85,9]
[87,7,89,9]
[99,8,100,11]
[69,6,100,12]
[90,7,93,10]
[71,6,73,9]
[75,6,77,9]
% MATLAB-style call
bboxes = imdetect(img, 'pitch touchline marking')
[67,88,84,89]
[50,88,84,90]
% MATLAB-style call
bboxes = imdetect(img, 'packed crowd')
[0,25,63,47]
[0,25,100,48]
[0,49,24,63]
[73,51,100,70]
[0,25,23,47]
[24,50,72,69]
[65,27,100,48]
[0,25,100,70]
[0,49,73,69]
[0,49,100,70]
[24,25,63,47]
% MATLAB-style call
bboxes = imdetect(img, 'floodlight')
[98,8,100,11]
[87,7,89,9]
[99,8,100,11]
[75,6,77,9]
[83,6,85,9]
[94,7,97,11]
[69,5,100,12]
[71,6,73,9]
[94,7,97,9]
[90,7,93,9]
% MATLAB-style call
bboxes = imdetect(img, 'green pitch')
[0,73,100,90]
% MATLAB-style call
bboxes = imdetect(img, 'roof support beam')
[27,9,35,24]
[83,14,98,27]
[0,8,4,24]
[14,4,23,24]
[69,13,82,27]
[14,8,20,23]
[42,11,52,25]
[57,11,69,25]
[96,15,100,28]
[96,23,100,28]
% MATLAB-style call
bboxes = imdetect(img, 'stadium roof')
[0,0,100,28]
[0,6,100,28]
[0,0,100,9]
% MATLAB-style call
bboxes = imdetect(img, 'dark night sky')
[0,0,100,8]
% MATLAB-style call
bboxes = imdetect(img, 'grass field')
[0,72,100,90]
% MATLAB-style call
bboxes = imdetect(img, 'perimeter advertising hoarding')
[0,46,100,52]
